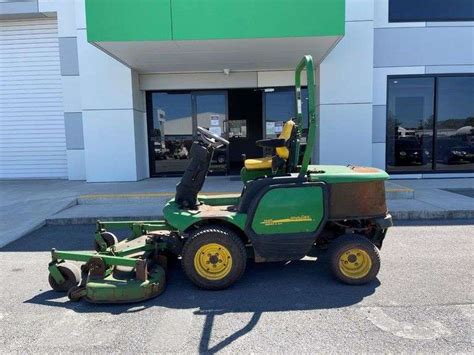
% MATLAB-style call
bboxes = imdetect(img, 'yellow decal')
[261,215,313,226]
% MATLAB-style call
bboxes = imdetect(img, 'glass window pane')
[195,93,228,171]
[264,88,308,139]
[386,78,435,172]
[229,120,247,138]
[389,0,474,22]
[196,93,226,137]
[150,92,193,174]
[435,77,474,171]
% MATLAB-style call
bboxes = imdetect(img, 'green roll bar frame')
[294,55,316,178]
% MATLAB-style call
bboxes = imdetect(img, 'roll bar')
[294,55,316,178]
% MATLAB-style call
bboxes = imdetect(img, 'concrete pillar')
[318,0,374,167]
[74,0,149,182]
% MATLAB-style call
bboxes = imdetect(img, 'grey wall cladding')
[64,112,84,150]
[0,0,38,15]
[374,27,474,68]
[59,37,80,76]
[372,105,386,143]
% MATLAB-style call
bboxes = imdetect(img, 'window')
[386,75,474,173]
[147,91,228,176]
[389,0,474,22]
[264,87,308,138]
[435,77,474,171]
[386,78,435,172]
[229,120,247,138]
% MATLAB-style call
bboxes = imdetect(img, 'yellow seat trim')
[244,156,272,170]
[275,120,295,160]
[244,119,295,170]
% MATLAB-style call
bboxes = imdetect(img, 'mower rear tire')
[48,262,81,292]
[182,226,246,290]
[329,234,380,285]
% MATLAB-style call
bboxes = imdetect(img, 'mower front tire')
[329,234,380,285]
[182,226,246,290]
[48,262,81,292]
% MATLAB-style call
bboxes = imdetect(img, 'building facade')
[0,0,473,181]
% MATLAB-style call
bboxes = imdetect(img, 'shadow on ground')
[13,225,385,353]
[26,259,380,353]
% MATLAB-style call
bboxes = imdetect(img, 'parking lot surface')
[0,221,472,353]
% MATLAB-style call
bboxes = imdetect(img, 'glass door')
[148,90,228,176]
[263,87,309,162]
[149,92,194,175]
[193,91,228,173]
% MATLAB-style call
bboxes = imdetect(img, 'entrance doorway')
[147,90,228,176]
[146,87,304,177]
[227,89,263,173]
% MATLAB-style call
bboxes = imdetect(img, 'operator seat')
[244,119,296,172]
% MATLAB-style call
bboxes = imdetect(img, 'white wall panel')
[346,0,373,21]
[66,149,85,180]
[82,109,138,182]
[319,21,374,104]
[0,17,67,178]
[140,71,258,91]
[372,142,385,169]
[61,75,81,111]
[133,110,149,180]
[257,71,308,87]
[319,104,373,166]
[76,29,134,110]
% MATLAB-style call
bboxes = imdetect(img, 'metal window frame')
[385,73,474,175]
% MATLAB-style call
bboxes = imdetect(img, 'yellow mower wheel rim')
[338,248,372,279]
[194,243,233,280]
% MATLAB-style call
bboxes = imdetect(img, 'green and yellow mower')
[48,56,392,303]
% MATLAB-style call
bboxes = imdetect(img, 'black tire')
[94,231,118,252]
[181,226,246,290]
[328,234,380,285]
[48,262,81,292]
[67,285,85,302]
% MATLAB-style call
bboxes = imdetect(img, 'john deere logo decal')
[261,215,313,226]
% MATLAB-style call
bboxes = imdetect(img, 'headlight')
[400,151,407,156]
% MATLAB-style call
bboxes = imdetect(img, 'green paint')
[198,194,240,206]
[48,264,65,284]
[53,251,139,268]
[295,55,316,177]
[251,186,324,234]
[171,0,345,40]
[86,266,165,303]
[308,165,389,184]
[240,167,274,183]
[86,0,344,42]
[86,0,172,42]
[163,199,246,232]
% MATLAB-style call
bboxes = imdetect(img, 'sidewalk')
[1,177,473,247]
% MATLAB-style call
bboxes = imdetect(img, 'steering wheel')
[197,126,230,147]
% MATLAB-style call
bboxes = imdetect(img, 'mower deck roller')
[48,56,392,303]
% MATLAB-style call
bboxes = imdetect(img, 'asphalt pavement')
[0,221,472,353]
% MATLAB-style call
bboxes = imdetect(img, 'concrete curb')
[45,210,474,226]
[0,198,77,248]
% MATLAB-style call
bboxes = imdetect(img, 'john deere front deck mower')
[47,55,392,303]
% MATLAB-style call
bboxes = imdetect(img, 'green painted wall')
[86,0,345,42]
[86,0,172,41]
